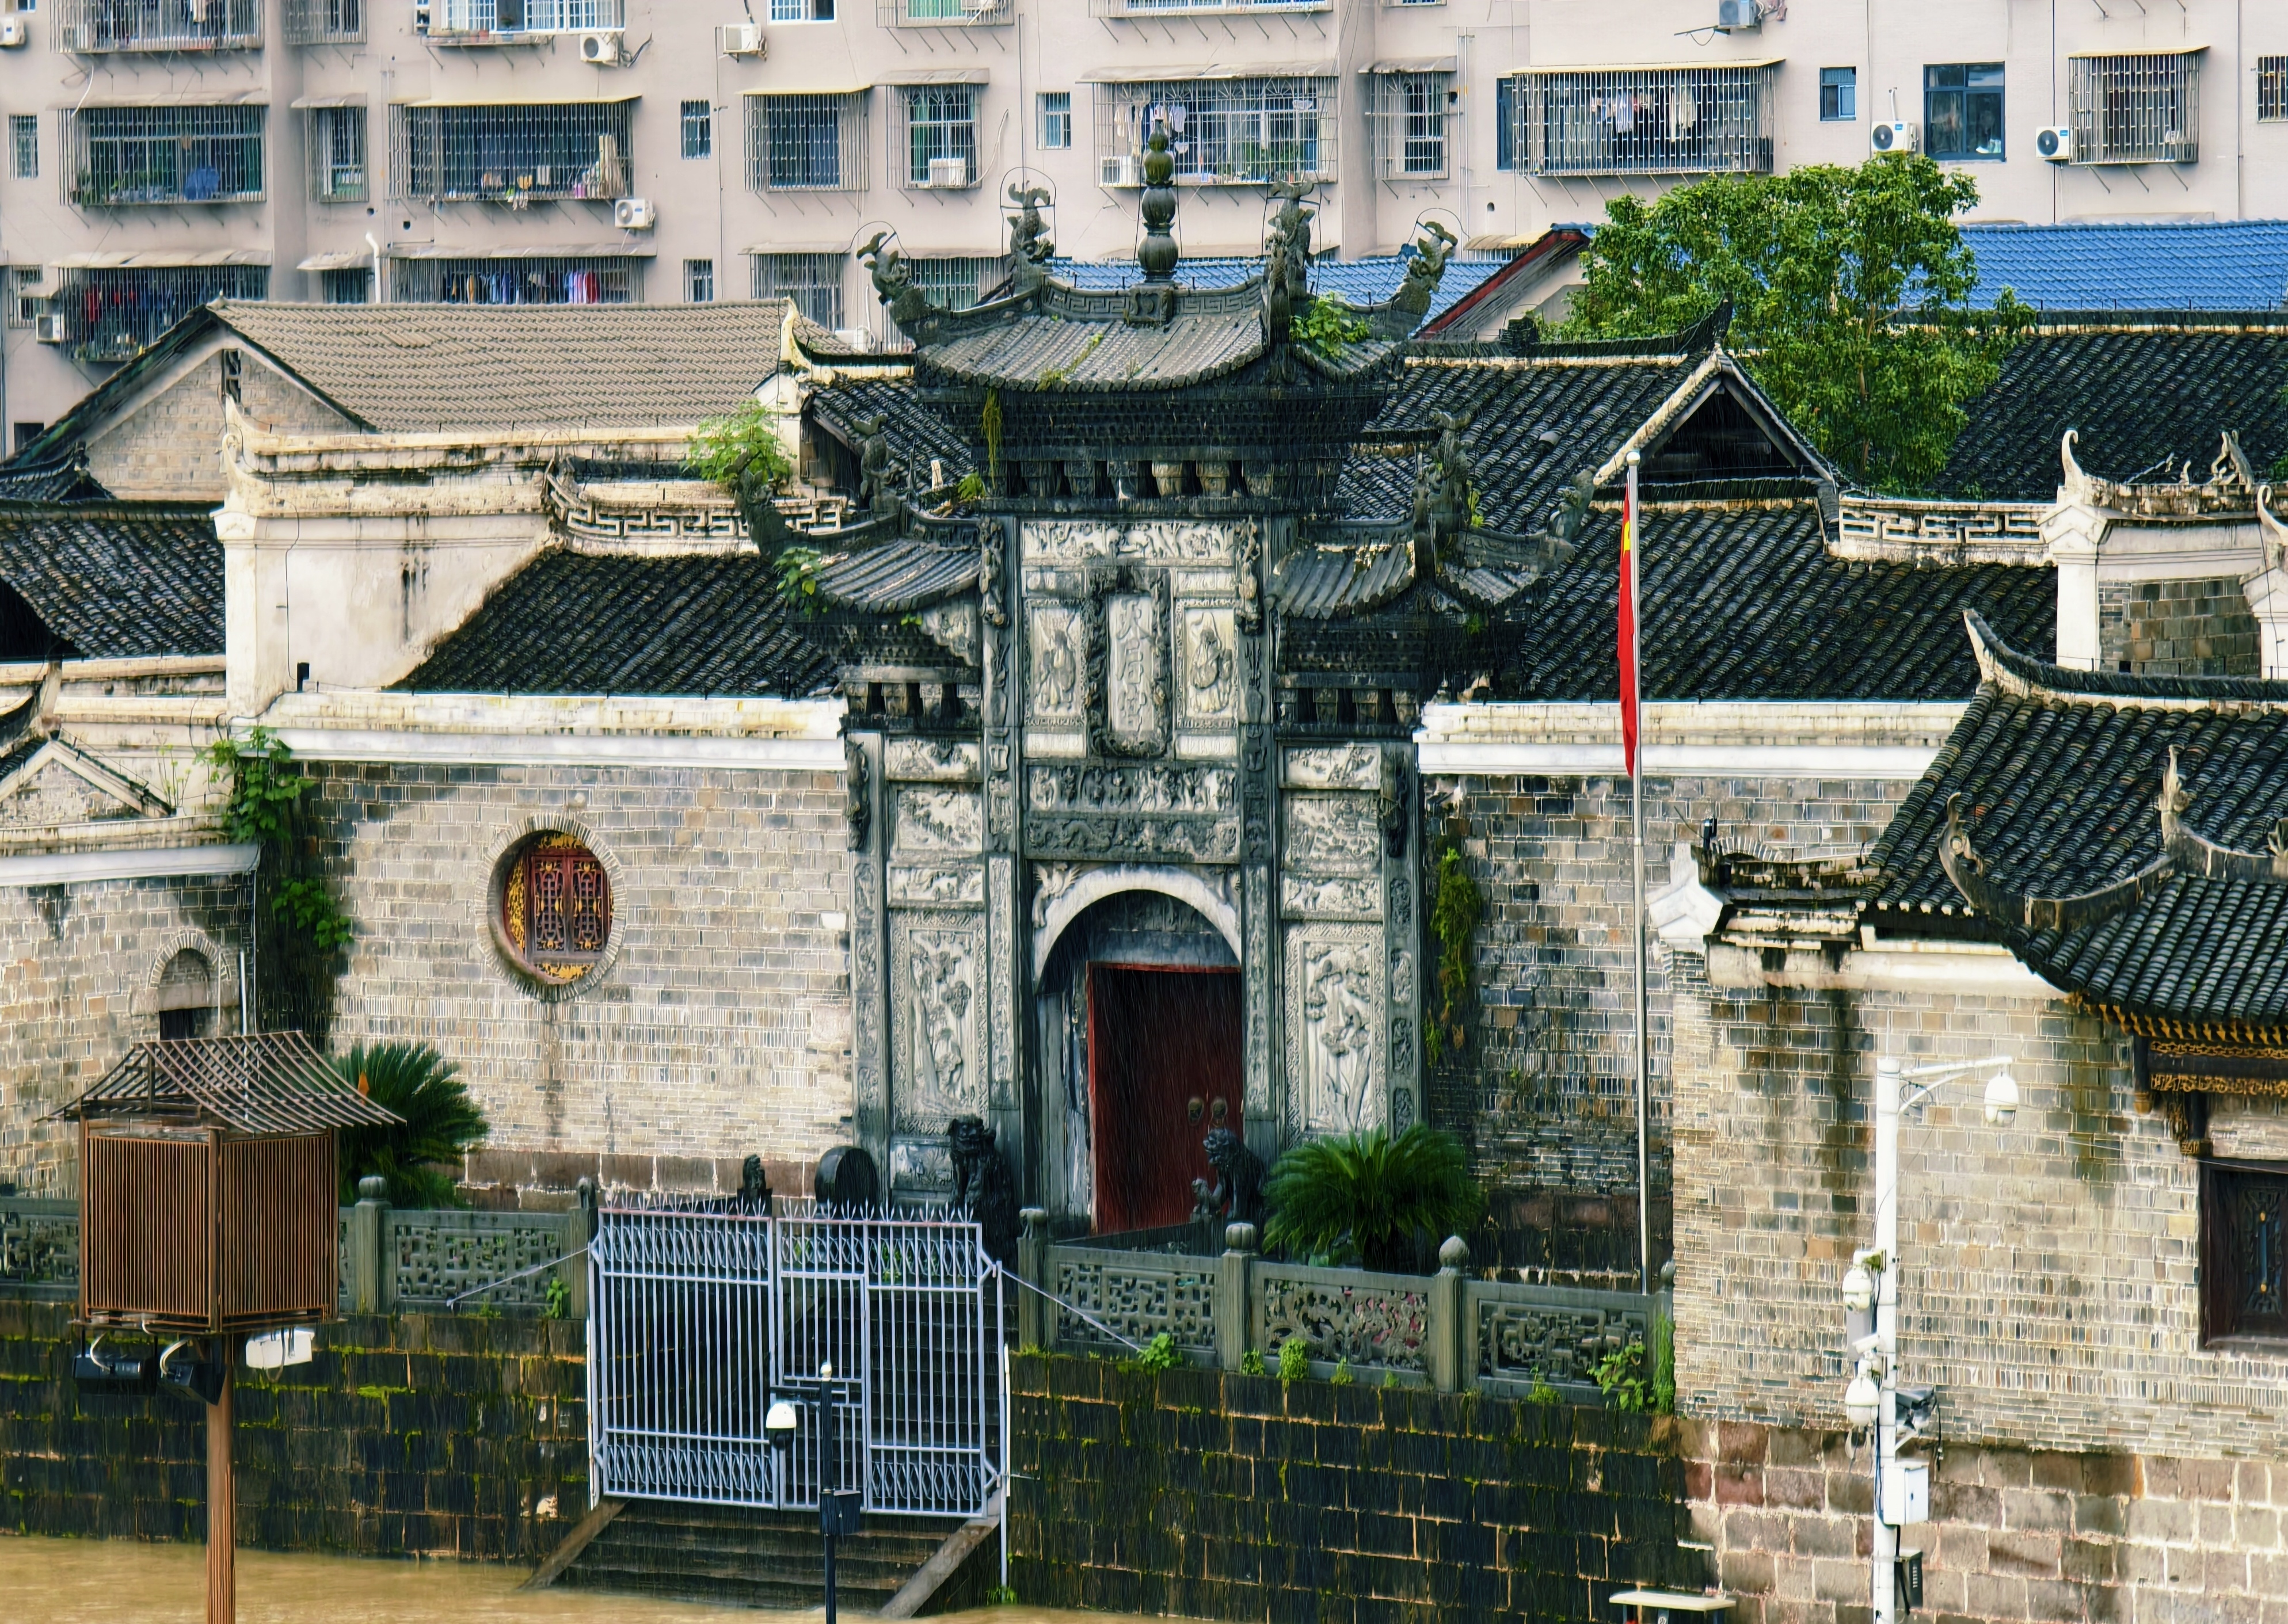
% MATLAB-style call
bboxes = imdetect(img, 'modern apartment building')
[0,0,2283,440]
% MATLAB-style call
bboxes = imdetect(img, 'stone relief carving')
[894,787,984,853]
[891,1136,956,1196]
[1391,950,1416,1010]
[888,864,986,907]
[1259,1272,1427,1372]
[844,737,871,851]
[851,855,886,1143]
[1183,608,1236,723]
[988,853,1016,1093]
[1390,1087,1416,1133]
[1283,794,1382,873]
[1284,744,1380,790]
[1029,605,1084,720]
[1022,519,1234,565]
[1030,814,1241,863]
[1235,517,1263,634]
[979,519,1007,628]
[1285,925,1385,1135]
[885,739,982,782]
[1244,864,1273,1118]
[920,601,979,666]
[1030,861,1097,928]
[1106,592,1166,744]
[1028,763,1235,815]
[896,918,984,1126]
[1388,870,1413,933]
[1281,874,1383,920]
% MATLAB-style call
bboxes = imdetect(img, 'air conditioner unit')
[833,327,876,353]
[35,313,65,344]
[0,16,27,46]
[614,196,656,230]
[1871,121,1917,154]
[2035,125,2075,163]
[716,21,763,55]
[1102,154,1140,187]
[1714,0,1759,31]
[577,28,623,64]
[926,156,969,188]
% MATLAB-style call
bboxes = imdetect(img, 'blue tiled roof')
[1959,221,2288,311]
[1047,255,1510,323]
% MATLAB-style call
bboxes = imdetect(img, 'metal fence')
[389,100,633,204]
[745,92,869,193]
[283,0,363,44]
[2068,52,2200,166]
[1364,71,1451,181]
[48,264,270,364]
[750,252,843,328]
[877,0,1010,26]
[1500,63,1776,178]
[589,1199,1005,1518]
[52,0,262,52]
[61,104,267,207]
[1092,77,1338,187]
[391,254,642,304]
[303,104,368,203]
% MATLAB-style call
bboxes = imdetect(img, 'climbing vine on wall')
[203,726,352,1039]
[1424,840,1482,1068]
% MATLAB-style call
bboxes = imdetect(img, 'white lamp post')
[1854,1053,2018,1624]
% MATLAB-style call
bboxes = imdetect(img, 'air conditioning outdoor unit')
[0,16,28,47]
[2035,125,2075,163]
[1714,0,1760,31]
[614,196,656,230]
[926,156,969,188]
[1870,121,1917,154]
[717,21,763,55]
[35,313,65,344]
[1102,154,1140,187]
[577,28,623,64]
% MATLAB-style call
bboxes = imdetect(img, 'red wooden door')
[1088,964,1244,1233]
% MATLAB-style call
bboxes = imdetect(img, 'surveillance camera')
[1984,1069,2019,1126]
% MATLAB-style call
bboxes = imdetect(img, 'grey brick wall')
[305,760,855,1173]
[0,873,250,1195]
[2098,577,2259,677]
[85,353,357,502]
[1669,953,2288,1460]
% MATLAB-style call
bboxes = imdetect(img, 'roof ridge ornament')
[1007,184,1055,297]
[861,231,943,346]
[1136,115,1179,282]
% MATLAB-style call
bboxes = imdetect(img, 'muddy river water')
[1,1536,1196,1624]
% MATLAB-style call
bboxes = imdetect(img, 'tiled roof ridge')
[2016,309,2288,333]
[1966,609,2288,710]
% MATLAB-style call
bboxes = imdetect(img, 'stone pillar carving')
[847,731,891,1176]
[1217,1221,1257,1373]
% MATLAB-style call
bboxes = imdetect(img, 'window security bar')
[52,0,261,52]
[1092,78,1337,187]
[283,0,361,42]
[303,106,367,204]
[2262,58,2288,125]
[745,93,868,193]
[389,101,633,204]
[876,0,1008,26]
[751,251,844,329]
[1087,0,1326,17]
[892,85,980,190]
[1365,72,1451,181]
[2067,52,2200,165]
[420,0,623,35]
[50,265,268,364]
[1502,63,1775,177]
[62,104,267,207]
[391,256,640,304]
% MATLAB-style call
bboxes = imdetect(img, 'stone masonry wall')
[0,871,252,1195]
[1681,1419,2288,1624]
[1668,952,2288,1459]
[2098,577,2259,678]
[84,352,356,502]
[306,759,854,1171]
[1436,772,1914,1276]
[0,1298,583,1558]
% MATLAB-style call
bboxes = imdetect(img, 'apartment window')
[1500,65,1777,177]
[434,0,625,29]
[1924,63,2004,160]
[2068,52,2199,165]
[63,104,267,207]
[682,100,713,160]
[283,0,362,45]
[7,268,40,327]
[321,266,371,303]
[770,0,831,19]
[1366,73,1450,180]
[896,85,978,189]
[1495,78,1516,170]
[2206,1165,2288,1343]
[685,258,715,302]
[881,0,1009,23]
[1038,91,1071,150]
[1087,0,1323,15]
[2263,58,2288,124]
[752,251,843,328]
[1820,67,1857,121]
[53,0,262,52]
[389,101,633,203]
[1094,77,1337,186]
[305,104,367,203]
[391,256,638,303]
[747,93,866,192]
[9,115,35,180]
[909,257,995,311]
[49,265,268,364]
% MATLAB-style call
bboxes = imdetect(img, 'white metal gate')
[587,1198,1005,1517]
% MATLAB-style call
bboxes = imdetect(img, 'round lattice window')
[498,834,614,983]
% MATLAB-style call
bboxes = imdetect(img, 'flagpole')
[1627,449,1650,1297]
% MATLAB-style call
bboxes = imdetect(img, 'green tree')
[202,727,352,1035]
[334,1041,489,1207]
[1262,1125,1482,1274]
[687,399,796,552]
[1563,155,2032,491]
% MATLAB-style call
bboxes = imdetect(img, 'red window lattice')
[509,842,611,974]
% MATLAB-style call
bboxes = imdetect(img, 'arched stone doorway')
[1035,889,1241,1232]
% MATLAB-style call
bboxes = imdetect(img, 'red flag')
[1619,460,1640,777]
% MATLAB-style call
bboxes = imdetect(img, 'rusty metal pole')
[207,1339,235,1624]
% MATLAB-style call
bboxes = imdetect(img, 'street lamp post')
[766,1363,864,1624]
[1842,1053,2019,1624]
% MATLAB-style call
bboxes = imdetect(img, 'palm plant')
[1262,1125,1481,1274]
[334,1042,488,1207]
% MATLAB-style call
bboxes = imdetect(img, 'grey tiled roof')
[812,540,980,616]
[209,299,798,433]
[0,456,109,504]
[809,376,976,481]
[0,504,222,658]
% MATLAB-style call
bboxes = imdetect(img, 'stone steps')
[557,1498,959,1612]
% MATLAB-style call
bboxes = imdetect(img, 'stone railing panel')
[388,1209,573,1313]
[1048,1243,1218,1355]
[0,1198,81,1299]
[1470,1278,1662,1394]
[1253,1260,1432,1374]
